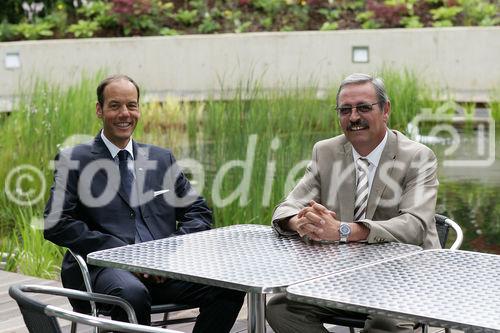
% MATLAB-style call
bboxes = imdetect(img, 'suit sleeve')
[43,150,127,257]
[361,146,439,247]
[271,144,321,235]
[164,153,212,235]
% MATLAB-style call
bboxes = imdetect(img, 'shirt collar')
[352,130,388,168]
[100,130,134,160]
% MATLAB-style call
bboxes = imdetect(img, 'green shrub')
[3,0,499,41]
[174,9,199,26]
[67,19,100,38]
[13,21,54,40]
[0,20,14,41]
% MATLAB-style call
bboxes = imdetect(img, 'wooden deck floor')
[1,270,460,333]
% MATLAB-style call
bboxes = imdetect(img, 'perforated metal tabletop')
[87,224,421,333]
[87,224,420,293]
[287,249,500,333]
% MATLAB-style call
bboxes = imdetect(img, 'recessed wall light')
[5,52,21,69]
[352,46,369,63]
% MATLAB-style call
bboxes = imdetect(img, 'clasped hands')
[288,200,341,242]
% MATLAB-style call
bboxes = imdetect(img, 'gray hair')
[335,73,389,109]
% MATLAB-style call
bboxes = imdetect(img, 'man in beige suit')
[266,73,440,333]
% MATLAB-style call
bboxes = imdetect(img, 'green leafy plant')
[320,22,338,30]
[13,21,54,40]
[77,0,117,29]
[318,8,341,21]
[0,20,14,41]
[458,0,500,26]
[126,16,158,36]
[280,25,294,31]
[175,9,199,26]
[356,11,381,29]
[259,17,273,29]
[159,27,179,36]
[198,15,221,34]
[67,19,99,38]
[78,0,110,18]
[253,0,284,14]
[400,15,423,27]
[340,0,365,11]
[43,10,68,36]
[430,6,462,27]
[234,20,252,33]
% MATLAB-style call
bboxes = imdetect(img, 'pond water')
[429,129,499,253]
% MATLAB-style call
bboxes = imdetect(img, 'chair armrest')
[45,305,182,333]
[68,249,98,317]
[68,249,93,293]
[444,218,463,250]
[22,284,138,324]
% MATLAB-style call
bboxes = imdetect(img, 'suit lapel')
[365,130,398,219]
[338,141,356,221]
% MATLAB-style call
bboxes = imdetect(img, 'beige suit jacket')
[272,129,441,249]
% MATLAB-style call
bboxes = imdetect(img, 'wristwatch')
[339,222,351,243]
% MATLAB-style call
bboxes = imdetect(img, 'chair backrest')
[435,214,463,250]
[9,284,62,333]
[9,284,182,333]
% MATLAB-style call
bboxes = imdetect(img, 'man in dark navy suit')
[44,75,245,332]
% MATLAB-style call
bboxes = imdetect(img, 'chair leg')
[349,327,355,333]
[444,329,451,333]
[421,324,429,333]
[70,322,77,333]
[162,312,170,328]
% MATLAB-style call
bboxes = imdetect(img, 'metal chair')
[434,213,463,250]
[325,214,463,333]
[67,249,197,333]
[9,284,182,333]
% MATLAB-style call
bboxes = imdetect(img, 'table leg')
[247,292,266,333]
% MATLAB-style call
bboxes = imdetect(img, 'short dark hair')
[336,73,389,109]
[96,75,140,106]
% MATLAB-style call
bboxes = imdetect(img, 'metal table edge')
[87,254,285,294]
[286,292,500,332]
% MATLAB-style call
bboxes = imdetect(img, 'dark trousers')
[93,268,245,333]
[266,294,416,333]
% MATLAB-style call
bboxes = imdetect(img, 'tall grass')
[1,70,498,278]
[0,77,100,233]
[1,205,64,279]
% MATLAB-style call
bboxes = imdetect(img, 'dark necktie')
[117,150,133,200]
[117,150,153,243]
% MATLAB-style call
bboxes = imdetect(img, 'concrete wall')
[1,27,499,110]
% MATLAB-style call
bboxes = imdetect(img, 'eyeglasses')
[335,102,379,117]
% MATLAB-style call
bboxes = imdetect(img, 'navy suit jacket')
[44,132,212,290]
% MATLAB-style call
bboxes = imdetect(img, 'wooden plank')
[0,270,68,333]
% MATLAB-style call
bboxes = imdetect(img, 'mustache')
[347,120,369,130]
